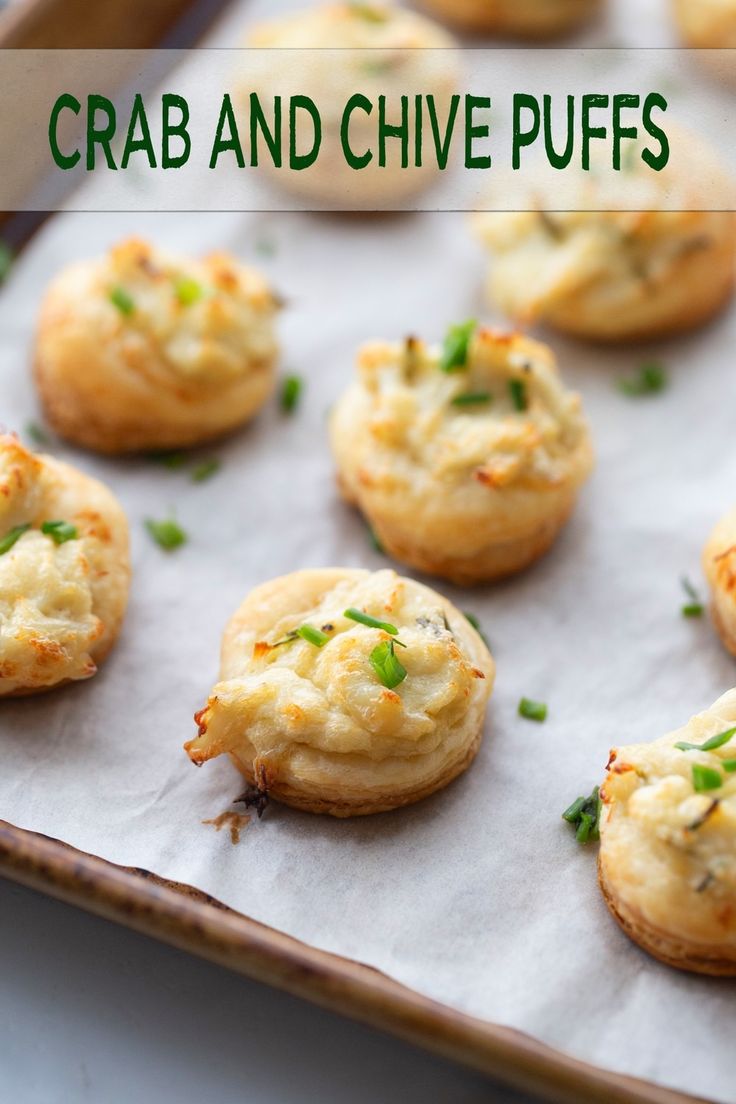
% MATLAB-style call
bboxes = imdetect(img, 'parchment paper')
[2,2,736,1101]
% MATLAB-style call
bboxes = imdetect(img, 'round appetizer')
[34,238,280,454]
[473,208,736,343]
[329,325,593,585]
[185,567,494,816]
[703,507,736,656]
[671,0,736,48]
[599,690,736,976]
[0,434,130,696]
[415,0,600,37]
[246,2,457,206]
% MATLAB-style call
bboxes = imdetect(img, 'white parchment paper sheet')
[2,2,736,1101]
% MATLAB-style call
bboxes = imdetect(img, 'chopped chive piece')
[145,517,187,551]
[348,2,388,21]
[562,786,601,844]
[149,450,187,470]
[369,639,407,689]
[41,519,78,545]
[518,697,547,722]
[110,286,135,316]
[344,607,399,635]
[617,362,667,397]
[692,764,723,793]
[463,611,490,649]
[681,576,704,617]
[191,458,220,483]
[675,727,736,753]
[26,421,50,446]
[368,525,384,554]
[723,760,736,772]
[0,523,30,556]
[509,379,528,411]
[296,624,330,647]
[0,240,13,284]
[174,275,203,306]
[281,374,303,414]
[562,796,587,823]
[440,320,476,373]
[451,391,492,407]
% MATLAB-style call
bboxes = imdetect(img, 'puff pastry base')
[599,858,736,977]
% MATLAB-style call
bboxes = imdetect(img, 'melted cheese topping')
[602,691,736,899]
[68,238,278,387]
[339,330,589,493]
[187,568,490,768]
[0,530,101,691]
[474,208,727,323]
[673,0,736,46]
[0,434,127,694]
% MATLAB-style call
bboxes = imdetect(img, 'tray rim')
[0,818,711,1104]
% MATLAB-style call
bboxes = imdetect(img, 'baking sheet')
[2,1,736,1101]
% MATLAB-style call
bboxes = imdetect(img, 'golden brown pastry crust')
[34,238,279,454]
[671,0,736,48]
[185,567,494,816]
[0,434,130,696]
[703,507,736,657]
[416,0,601,36]
[330,328,593,585]
[598,691,736,975]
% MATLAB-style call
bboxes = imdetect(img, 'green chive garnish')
[145,517,187,551]
[368,526,384,555]
[348,2,388,22]
[149,450,187,470]
[110,286,135,316]
[41,520,78,545]
[562,786,601,844]
[0,240,13,284]
[724,760,736,772]
[451,391,492,407]
[519,697,547,722]
[464,611,490,649]
[370,639,407,689]
[617,362,667,397]
[675,727,736,753]
[191,458,220,483]
[26,421,50,446]
[692,764,723,793]
[0,523,30,556]
[680,576,703,618]
[440,320,476,373]
[296,624,330,647]
[509,379,527,411]
[174,275,203,306]
[344,607,399,635]
[281,375,303,414]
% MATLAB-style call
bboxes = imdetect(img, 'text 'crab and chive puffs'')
[0,434,130,696]
[35,238,280,454]
[329,324,593,585]
[186,568,494,816]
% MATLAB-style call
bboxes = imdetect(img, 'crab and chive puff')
[34,238,280,454]
[0,433,130,696]
[185,567,494,816]
[329,324,593,585]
